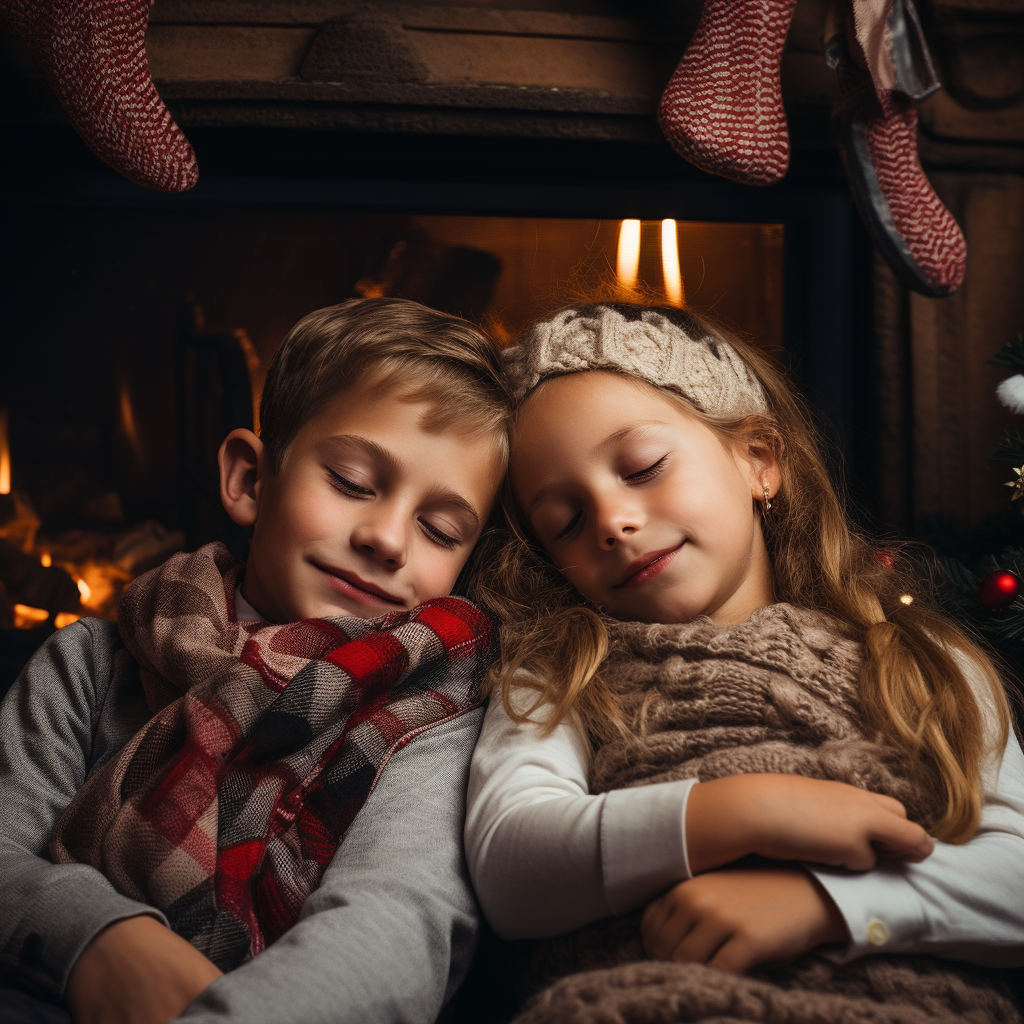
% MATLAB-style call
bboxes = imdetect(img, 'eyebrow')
[526,421,667,516]
[318,434,482,530]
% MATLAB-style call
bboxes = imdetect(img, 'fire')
[13,604,48,628]
[661,219,685,307]
[616,219,641,292]
[77,577,92,602]
[40,551,51,567]
[119,379,145,466]
[0,406,10,496]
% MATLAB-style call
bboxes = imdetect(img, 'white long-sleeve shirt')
[466,688,1024,966]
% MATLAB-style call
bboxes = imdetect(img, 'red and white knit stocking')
[657,0,798,186]
[830,34,966,296]
[0,0,198,192]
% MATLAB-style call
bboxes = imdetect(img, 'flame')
[13,604,48,628]
[77,578,92,602]
[0,406,10,495]
[40,551,51,567]
[661,219,685,306]
[616,220,641,291]
[55,612,82,629]
[119,380,145,466]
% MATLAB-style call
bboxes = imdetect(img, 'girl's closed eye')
[625,455,668,483]
[554,509,583,541]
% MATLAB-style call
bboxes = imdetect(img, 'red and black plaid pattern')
[0,0,198,192]
[50,544,495,970]
[657,0,798,187]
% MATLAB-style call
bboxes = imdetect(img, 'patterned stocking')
[829,29,966,296]
[0,0,198,192]
[657,0,798,186]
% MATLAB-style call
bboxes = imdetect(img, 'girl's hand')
[686,774,934,875]
[640,864,848,973]
[66,915,223,1024]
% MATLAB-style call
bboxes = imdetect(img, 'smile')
[614,543,684,589]
[311,561,405,606]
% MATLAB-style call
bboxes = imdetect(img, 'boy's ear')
[218,429,264,527]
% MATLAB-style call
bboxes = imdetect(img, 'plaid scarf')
[50,542,495,971]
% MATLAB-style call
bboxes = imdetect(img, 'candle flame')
[40,551,51,567]
[616,219,641,291]
[661,219,685,306]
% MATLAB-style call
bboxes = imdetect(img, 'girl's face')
[511,370,777,625]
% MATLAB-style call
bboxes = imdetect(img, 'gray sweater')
[0,618,484,1024]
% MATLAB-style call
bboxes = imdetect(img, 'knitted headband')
[504,305,768,417]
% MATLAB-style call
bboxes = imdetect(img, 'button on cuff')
[866,918,890,947]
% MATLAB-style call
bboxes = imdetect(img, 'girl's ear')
[734,423,783,502]
[219,428,264,527]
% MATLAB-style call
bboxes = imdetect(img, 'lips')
[312,561,404,606]
[614,543,684,589]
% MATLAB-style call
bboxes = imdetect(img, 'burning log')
[0,537,80,615]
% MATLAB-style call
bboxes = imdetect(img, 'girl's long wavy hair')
[475,302,1011,844]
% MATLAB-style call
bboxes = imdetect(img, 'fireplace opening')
[0,191,827,691]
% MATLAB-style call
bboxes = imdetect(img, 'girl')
[466,303,1024,1023]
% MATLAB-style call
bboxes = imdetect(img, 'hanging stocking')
[657,0,798,187]
[0,0,198,192]
[827,0,966,296]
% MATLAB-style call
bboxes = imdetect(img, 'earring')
[762,485,772,512]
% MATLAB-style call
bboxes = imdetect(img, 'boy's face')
[243,383,504,623]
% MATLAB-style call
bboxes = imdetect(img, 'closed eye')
[419,518,459,549]
[554,509,583,541]
[327,468,374,497]
[626,455,667,483]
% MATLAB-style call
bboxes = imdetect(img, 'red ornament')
[873,549,896,568]
[978,570,1021,611]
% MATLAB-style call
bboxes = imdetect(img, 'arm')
[466,691,932,942]
[808,720,1024,966]
[175,709,485,1024]
[0,621,168,1000]
[465,692,695,938]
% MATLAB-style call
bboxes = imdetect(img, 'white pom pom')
[997,375,1024,414]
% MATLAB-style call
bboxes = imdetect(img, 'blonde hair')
[260,298,512,472]
[476,303,1011,844]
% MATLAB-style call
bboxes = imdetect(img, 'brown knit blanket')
[50,543,496,971]
[516,604,1020,1024]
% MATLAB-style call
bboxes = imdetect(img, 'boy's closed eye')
[320,440,480,550]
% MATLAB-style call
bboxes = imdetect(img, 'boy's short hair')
[259,298,512,472]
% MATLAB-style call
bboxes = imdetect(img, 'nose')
[349,501,408,568]
[593,494,643,551]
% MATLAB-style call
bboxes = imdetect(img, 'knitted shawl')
[50,543,496,971]
[517,603,1020,1024]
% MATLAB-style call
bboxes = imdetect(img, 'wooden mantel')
[0,0,1021,163]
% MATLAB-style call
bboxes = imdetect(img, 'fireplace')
[0,0,873,689]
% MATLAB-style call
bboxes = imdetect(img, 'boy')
[0,298,511,1024]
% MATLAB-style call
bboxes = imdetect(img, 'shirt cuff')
[601,778,695,916]
[807,862,927,963]
[3,864,168,998]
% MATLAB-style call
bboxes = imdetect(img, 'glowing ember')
[40,551,51,567]
[0,406,10,496]
[54,612,81,629]
[13,603,48,628]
